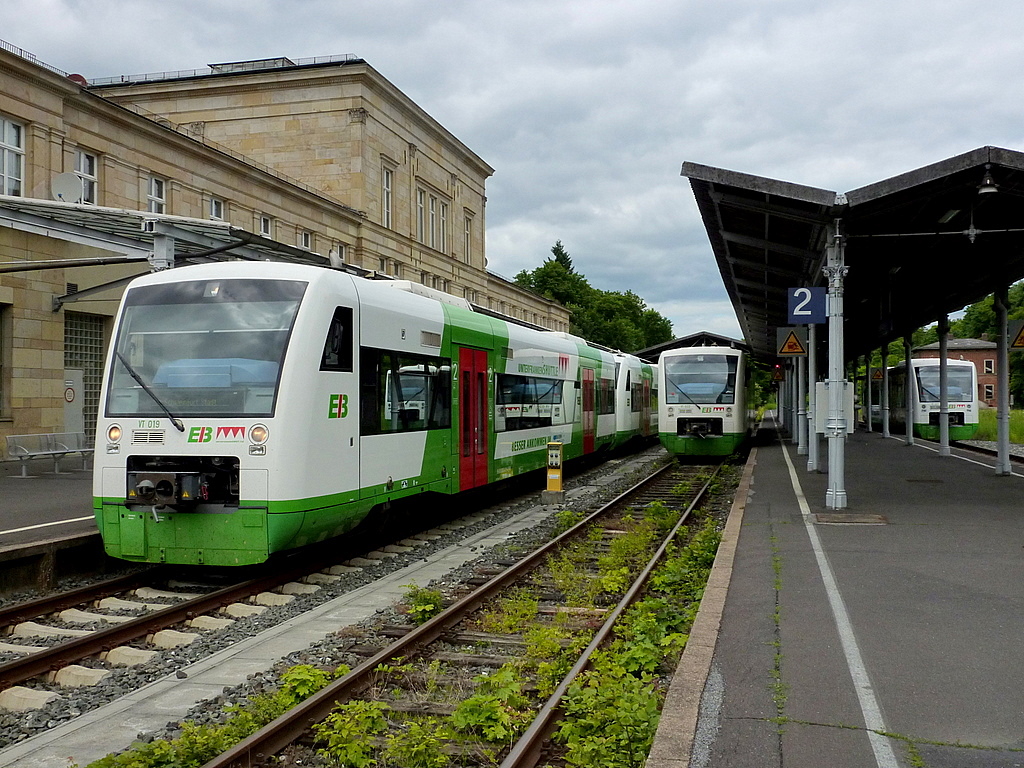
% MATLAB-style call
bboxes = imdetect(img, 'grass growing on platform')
[973,408,1024,443]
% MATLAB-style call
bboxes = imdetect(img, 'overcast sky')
[6,1,1024,339]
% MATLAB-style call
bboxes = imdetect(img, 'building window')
[391,260,402,279]
[417,189,426,243]
[428,195,437,248]
[259,215,273,237]
[147,176,166,213]
[382,166,393,229]
[379,256,387,273]
[64,311,106,437]
[210,197,224,220]
[464,215,473,264]
[984,358,995,374]
[0,303,9,417]
[74,149,98,204]
[0,117,24,196]
[985,384,994,401]
[299,230,312,250]
[421,271,430,286]
[439,202,448,254]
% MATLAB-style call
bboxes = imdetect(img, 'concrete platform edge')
[645,448,756,768]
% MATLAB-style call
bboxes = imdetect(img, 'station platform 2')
[649,420,1024,768]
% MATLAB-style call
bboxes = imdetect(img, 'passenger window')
[320,307,353,372]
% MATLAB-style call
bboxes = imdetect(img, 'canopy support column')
[864,354,873,433]
[797,354,807,455]
[995,285,1012,475]
[825,218,848,509]
[807,323,820,472]
[938,314,950,456]
[903,335,914,445]
[881,343,890,439]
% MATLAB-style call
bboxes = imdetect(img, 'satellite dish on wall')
[51,172,84,203]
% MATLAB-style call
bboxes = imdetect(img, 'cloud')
[5,0,1024,340]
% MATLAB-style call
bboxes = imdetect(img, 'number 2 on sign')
[792,287,813,315]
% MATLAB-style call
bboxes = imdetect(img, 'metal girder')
[0,206,151,258]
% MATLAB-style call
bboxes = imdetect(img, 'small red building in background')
[914,337,998,407]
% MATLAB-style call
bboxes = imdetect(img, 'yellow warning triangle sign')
[872,368,883,380]
[1012,324,1024,349]
[779,331,807,355]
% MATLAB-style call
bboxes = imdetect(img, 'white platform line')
[0,516,94,537]
[778,435,899,768]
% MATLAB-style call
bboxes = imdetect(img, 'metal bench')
[4,432,94,478]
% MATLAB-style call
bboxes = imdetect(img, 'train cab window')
[320,307,354,372]
[664,354,738,405]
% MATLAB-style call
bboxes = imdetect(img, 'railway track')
[0,445,686,765]
[192,459,732,768]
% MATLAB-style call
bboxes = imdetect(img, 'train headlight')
[249,424,270,444]
[107,424,122,443]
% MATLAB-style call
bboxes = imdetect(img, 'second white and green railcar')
[610,353,658,448]
[657,345,752,457]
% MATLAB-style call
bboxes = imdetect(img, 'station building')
[0,42,569,451]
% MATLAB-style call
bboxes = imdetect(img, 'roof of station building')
[683,146,1024,362]
[635,330,749,363]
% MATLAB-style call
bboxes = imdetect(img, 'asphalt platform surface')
[0,457,97,547]
[686,424,1024,768]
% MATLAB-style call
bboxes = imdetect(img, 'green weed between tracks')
[82,501,724,768]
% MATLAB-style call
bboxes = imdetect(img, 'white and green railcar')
[657,345,752,457]
[93,261,622,566]
[879,358,979,441]
[611,353,658,448]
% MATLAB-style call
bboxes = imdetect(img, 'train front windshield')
[665,354,738,405]
[916,366,974,402]
[106,278,306,418]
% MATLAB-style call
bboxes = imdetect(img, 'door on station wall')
[582,367,595,453]
[459,347,489,490]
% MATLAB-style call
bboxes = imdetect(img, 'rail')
[202,460,724,768]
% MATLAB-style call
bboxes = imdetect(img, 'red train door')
[459,347,489,490]
[582,367,595,453]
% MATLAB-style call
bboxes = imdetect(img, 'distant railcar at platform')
[874,358,980,441]
[657,345,753,457]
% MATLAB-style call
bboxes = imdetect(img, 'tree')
[550,240,574,273]
[514,242,673,352]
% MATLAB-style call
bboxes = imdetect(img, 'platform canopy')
[683,146,1024,361]
[0,195,353,267]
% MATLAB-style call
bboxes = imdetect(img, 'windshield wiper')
[115,350,185,432]
[671,382,702,408]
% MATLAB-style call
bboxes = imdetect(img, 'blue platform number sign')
[788,287,826,324]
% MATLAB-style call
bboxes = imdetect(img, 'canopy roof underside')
[683,146,1024,361]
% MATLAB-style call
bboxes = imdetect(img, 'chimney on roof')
[981,332,989,341]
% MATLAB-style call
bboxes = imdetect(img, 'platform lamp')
[978,164,998,195]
